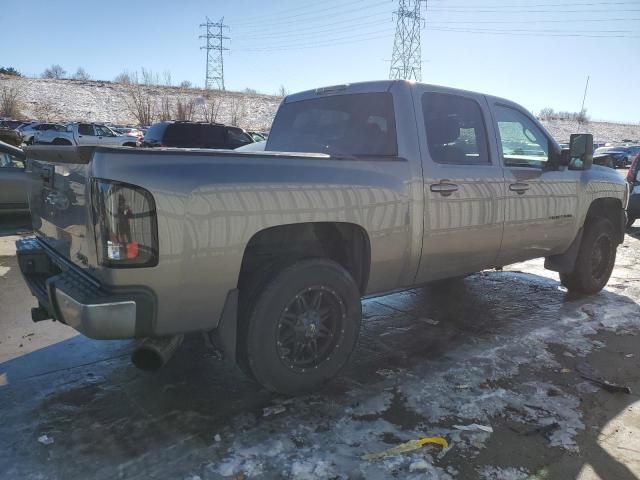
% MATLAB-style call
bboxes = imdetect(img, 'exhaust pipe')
[132,335,183,371]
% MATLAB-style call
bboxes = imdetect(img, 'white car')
[17,122,65,145]
[35,123,139,147]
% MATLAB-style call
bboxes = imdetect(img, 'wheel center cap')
[300,311,321,338]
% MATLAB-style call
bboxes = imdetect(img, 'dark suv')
[142,121,254,149]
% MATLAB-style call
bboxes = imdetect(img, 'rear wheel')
[239,258,361,395]
[560,217,617,294]
[52,138,72,145]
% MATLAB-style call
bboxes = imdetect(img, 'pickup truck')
[13,81,628,395]
[34,122,139,147]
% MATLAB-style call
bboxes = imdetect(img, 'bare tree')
[577,109,590,124]
[162,70,172,87]
[277,84,288,97]
[175,97,196,121]
[538,107,555,120]
[72,67,91,81]
[180,80,192,89]
[42,64,67,79]
[159,96,172,121]
[124,75,155,125]
[141,68,159,86]
[244,87,258,94]
[201,93,222,123]
[33,100,63,122]
[228,96,247,127]
[0,84,22,118]
[114,71,133,84]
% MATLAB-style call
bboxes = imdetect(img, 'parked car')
[14,80,627,395]
[626,153,640,228]
[594,146,632,168]
[142,121,254,149]
[0,141,28,213]
[247,131,266,142]
[113,126,145,139]
[18,122,64,145]
[0,126,22,147]
[35,123,139,146]
[0,119,24,130]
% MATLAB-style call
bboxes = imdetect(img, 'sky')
[1,0,639,122]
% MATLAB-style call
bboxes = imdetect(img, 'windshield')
[267,92,398,157]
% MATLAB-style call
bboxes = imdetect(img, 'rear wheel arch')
[237,222,371,296]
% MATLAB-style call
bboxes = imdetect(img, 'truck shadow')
[1,270,639,478]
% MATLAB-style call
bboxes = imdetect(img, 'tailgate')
[27,146,97,270]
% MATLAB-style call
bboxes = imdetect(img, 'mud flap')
[210,288,238,363]
[544,228,583,274]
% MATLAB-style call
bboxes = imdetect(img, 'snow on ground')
[1,75,281,130]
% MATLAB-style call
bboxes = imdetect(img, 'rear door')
[488,102,580,265]
[76,123,99,146]
[414,88,505,282]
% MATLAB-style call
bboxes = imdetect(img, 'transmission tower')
[389,0,426,82]
[200,17,229,90]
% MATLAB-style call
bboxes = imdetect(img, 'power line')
[429,26,640,37]
[200,17,229,91]
[232,0,369,26]
[427,0,638,6]
[425,7,640,12]
[232,0,391,29]
[234,28,396,52]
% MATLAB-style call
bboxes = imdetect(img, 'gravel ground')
[1,217,639,479]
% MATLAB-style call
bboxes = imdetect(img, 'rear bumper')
[16,237,156,339]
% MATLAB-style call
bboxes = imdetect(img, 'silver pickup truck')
[13,81,628,394]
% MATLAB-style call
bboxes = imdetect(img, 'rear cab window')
[422,92,490,165]
[267,92,398,158]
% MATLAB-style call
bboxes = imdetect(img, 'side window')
[201,125,226,148]
[0,153,25,169]
[78,124,95,136]
[95,125,111,136]
[494,105,549,167]
[422,92,490,165]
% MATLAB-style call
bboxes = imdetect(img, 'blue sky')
[2,0,639,122]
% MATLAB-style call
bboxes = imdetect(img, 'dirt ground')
[1,213,639,480]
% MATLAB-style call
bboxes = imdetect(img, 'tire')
[52,138,72,145]
[123,142,136,147]
[560,217,617,294]
[239,258,362,395]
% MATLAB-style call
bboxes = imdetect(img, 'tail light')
[627,155,640,183]
[92,179,158,268]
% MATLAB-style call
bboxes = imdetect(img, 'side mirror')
[569,133,593,170]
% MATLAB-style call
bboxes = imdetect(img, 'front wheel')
[560,217,617,294]
[240,258,362,395]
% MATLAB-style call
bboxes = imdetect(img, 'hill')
[2,75,639,142]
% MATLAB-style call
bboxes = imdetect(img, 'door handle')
[509,182,530,194]
[430,181,459,197]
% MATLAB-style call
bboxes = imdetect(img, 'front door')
[489,103,580,265]
[0,147,27,210]
[415,88,505,282]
